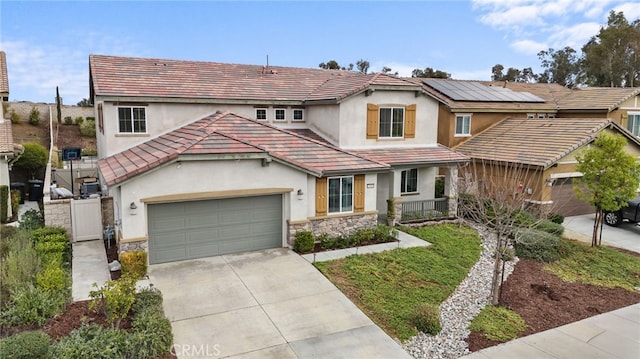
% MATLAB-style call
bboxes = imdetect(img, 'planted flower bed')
[293,224,398,254]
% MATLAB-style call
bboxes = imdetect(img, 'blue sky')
[1,0,639,104]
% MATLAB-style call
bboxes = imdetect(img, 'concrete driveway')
[149,248,411,359]
[563,214,640,253]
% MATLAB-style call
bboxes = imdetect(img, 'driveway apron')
[149,248,411,359]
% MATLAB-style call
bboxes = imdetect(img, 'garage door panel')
[148,195,282,264]
[551,178,595,217]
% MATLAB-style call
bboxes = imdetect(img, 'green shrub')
[129,308,174,358]
[120,250,148,279]
[470,306,527,342]
[0,226,19,258]
[512,210,537,227]
[334,235,351,249]
[86,116,95,122]
[50,324,128,359]
[34,232,71,264]
[32,226,67,242]
[547,212,564,224]
[0,330,50,359]
[413,303,442,335]
[89,276,137,329]
[19,209,44,231]
[28,106,40,126]
[318,232,335,250]
[0,284,62,326]
[293,231,314,253]
[9,109,20,124]
[0,233,40,304]
[80,118,96,137]
[75,116,84,125]
[515,229,566,263]
[533,219,564,236]
[64,116,73,125]
[36,264,71,300]
[132,287,164,315]
[0,185,8,224]
[82,147,98,156]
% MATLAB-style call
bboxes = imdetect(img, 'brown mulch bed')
[43,300,132,341]
[466,258,640,351]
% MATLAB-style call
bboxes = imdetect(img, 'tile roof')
[98,111,390,186]
[556,87,640,111]
[0,51,8,95]
[353,146,469,167]
[454,118,625,168]
[286,129,332,144]
[89,55,419,103]
[0,120,13,153]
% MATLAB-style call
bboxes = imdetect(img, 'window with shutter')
[315,177,327,216]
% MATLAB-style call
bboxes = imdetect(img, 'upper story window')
[366,103,415,140]
[293,108,304,122]
[328,176,353,214]
[379,107,405,138]
[455,114,471,136]
[401,168,418,194]
[274,108,286,121]
[118,107,146,133]
[256,108,267,121]
[629,113,640,136]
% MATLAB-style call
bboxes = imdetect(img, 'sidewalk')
[71,239,110,301]
[300,230,430,263]
[461,303,640,359]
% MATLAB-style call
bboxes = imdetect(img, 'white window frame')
[274,108,286,122]
[327,176,354,214]
[256,108,267,121]
[379,106,405,138]
[292,108,305,122]
[118,106,147,134]
[401,168,418,194]
[526,113,535,119]
[537,113,545,119]
[454,114,471,137]
[628,112,640,136]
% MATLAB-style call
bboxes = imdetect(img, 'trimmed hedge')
[413,303,442,335]
[120,251,148,279]
[293,231,314,253]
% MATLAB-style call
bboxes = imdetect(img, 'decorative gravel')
[403,225,519,359]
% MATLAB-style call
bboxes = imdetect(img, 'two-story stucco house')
[89,55,468,264]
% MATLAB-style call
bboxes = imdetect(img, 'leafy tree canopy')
[76,98,92,107]
[412,67,450,79]
[14,142,48,175]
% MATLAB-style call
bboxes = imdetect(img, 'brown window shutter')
[366,103,379,139]
[98,103,104,134]
[405,104,416,138]
[315,177,328,216]
[354,174,365,212]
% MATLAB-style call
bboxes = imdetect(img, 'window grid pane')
[401,168,418,193]
[293,109,304,121]
[275,109,285,121]
[118,108,132,133]
[341,177,353,212]
[328,178,341,213]
[133,108,146,133]
[392,108,404,137]
[629,114,640,136]
[379,108,392,137]
[256,109,267,120]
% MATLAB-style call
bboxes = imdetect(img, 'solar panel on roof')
[423,79,545,102]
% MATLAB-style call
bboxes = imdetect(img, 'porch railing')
[401,198,449,222]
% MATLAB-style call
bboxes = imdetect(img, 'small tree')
[28,106,40,126]
[574,132,640,246]
[458,159,547,305]
[13,142,48,179]
[56,86,62,124]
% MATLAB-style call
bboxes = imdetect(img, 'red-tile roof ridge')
[212,110,391,168]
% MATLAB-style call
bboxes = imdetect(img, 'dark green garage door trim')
[148,195,282,264]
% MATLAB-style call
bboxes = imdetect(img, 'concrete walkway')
[462,303,640,359]
[71,239,110,301]
[300,230,430,263]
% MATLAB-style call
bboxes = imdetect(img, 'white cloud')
[547,22,602,49]
[450,69,491,81]
[613,2,640,21]
[511,39,548,55]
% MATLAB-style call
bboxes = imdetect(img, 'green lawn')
[315,224,482,341]
[546,240,640,291]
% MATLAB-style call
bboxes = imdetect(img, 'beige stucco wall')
[336,90,439,150]
[114,158,311,243]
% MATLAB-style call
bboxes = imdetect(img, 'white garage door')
[148,195,282,264]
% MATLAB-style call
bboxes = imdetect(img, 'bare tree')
[458,159,550,305]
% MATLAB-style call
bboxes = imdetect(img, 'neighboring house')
[89,55,468,264]
[414,78,640,148]
[454,118,640,217]
[0,50,14,220]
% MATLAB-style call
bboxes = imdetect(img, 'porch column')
[387,170,403,223]
[444,166,458,218]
